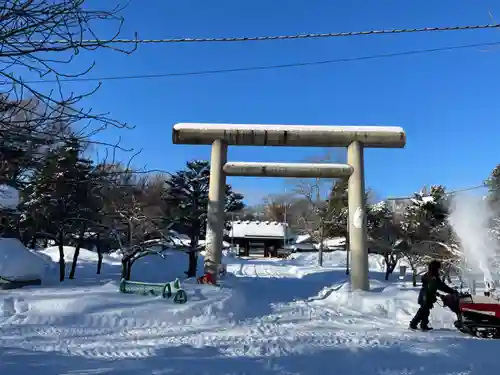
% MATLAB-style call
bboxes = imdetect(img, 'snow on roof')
[294,234,312,244]
[229,220,288,238]
[290,234,346,249]
[410,195,435,206]
[322,237,346,248]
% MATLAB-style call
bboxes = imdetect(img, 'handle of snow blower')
[437,289,460,300]
[438,290,464,302]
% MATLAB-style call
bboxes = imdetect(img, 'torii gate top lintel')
[172,123,406,148]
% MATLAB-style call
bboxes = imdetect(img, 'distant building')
[226,220,293,257]
[286,234,346,252]
[385,197,412,219]
[287,234,317,252]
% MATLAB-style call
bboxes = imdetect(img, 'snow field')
[0,244,499,374]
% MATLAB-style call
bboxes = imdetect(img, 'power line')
[14,23,500,45]
[387,184,488,201]
[448,185,488,194]
[20,40,500,84]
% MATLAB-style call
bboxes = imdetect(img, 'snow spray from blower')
[448,194,498,294]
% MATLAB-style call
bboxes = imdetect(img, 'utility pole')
[231,211,234,249]
[319,216,324,267]
[312,184,325,267]
[345,229,350,275]
[319,217,336,268]
[283,186,287,250]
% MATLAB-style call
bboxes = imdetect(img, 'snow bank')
[322,281,416,323]
[288,251,387,272]
[0,238,56,282]
[0,241,488,374]
[40,246,121,266]
[313,279,457,329]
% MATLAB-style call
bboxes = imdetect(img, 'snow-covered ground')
[1,245,499,374]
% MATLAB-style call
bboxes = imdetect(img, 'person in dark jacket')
[409,260,457,331]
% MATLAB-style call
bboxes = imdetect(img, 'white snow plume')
[448,193,499,291]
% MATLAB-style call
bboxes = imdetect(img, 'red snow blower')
[439,292,500,338]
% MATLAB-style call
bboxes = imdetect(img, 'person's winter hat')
[428,260,441,275]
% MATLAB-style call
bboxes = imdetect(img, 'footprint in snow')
[1,297,28,319]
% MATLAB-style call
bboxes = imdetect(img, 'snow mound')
[40,246,122,266]
[0,238,56,282]
[313,279,457,328]
[288,251,387,272]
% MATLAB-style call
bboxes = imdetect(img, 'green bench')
[0,276,41,290]
[119,278,188,304]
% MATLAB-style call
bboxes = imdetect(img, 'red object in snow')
[440,292,500,338]
[197,273,216,285]
[459,294,500,319]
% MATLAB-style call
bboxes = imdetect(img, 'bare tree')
[290,151,338,233]
[0,0,137,152]
[293,178,328,241]
[262,194,293,222]
[293,180,334,266]
[109,195,163,280]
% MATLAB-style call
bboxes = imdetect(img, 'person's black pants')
[410,304,431,328]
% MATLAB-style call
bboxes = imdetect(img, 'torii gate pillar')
[205,139,228,278]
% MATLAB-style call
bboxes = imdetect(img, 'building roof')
[228,220,290,239]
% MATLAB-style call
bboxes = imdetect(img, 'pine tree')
[395,185,452,282]
[22,137,95,281]
[323,179,349,238]
[323,178,375,238]
[486,164,500,212]
[402,185,448,242]
[164,160,244,277]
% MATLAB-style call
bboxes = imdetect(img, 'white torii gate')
[172,123,406,291]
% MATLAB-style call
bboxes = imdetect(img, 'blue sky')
[27,0,500,204]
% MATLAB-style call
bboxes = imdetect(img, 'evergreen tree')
[486,164,500,209]
[402,185,449,242]
[323,178,349,238]
[164,160,244,277]
[323,178,372,239]
[22,137,95,281]
[393,185,450,281]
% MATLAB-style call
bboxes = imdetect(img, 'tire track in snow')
[1,294,464,361]
[0,301,403,360]
[0,285,242,360]
[0,263,469,361]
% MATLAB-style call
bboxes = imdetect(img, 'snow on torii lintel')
[172,123,406,148]
[173,123,404,133]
